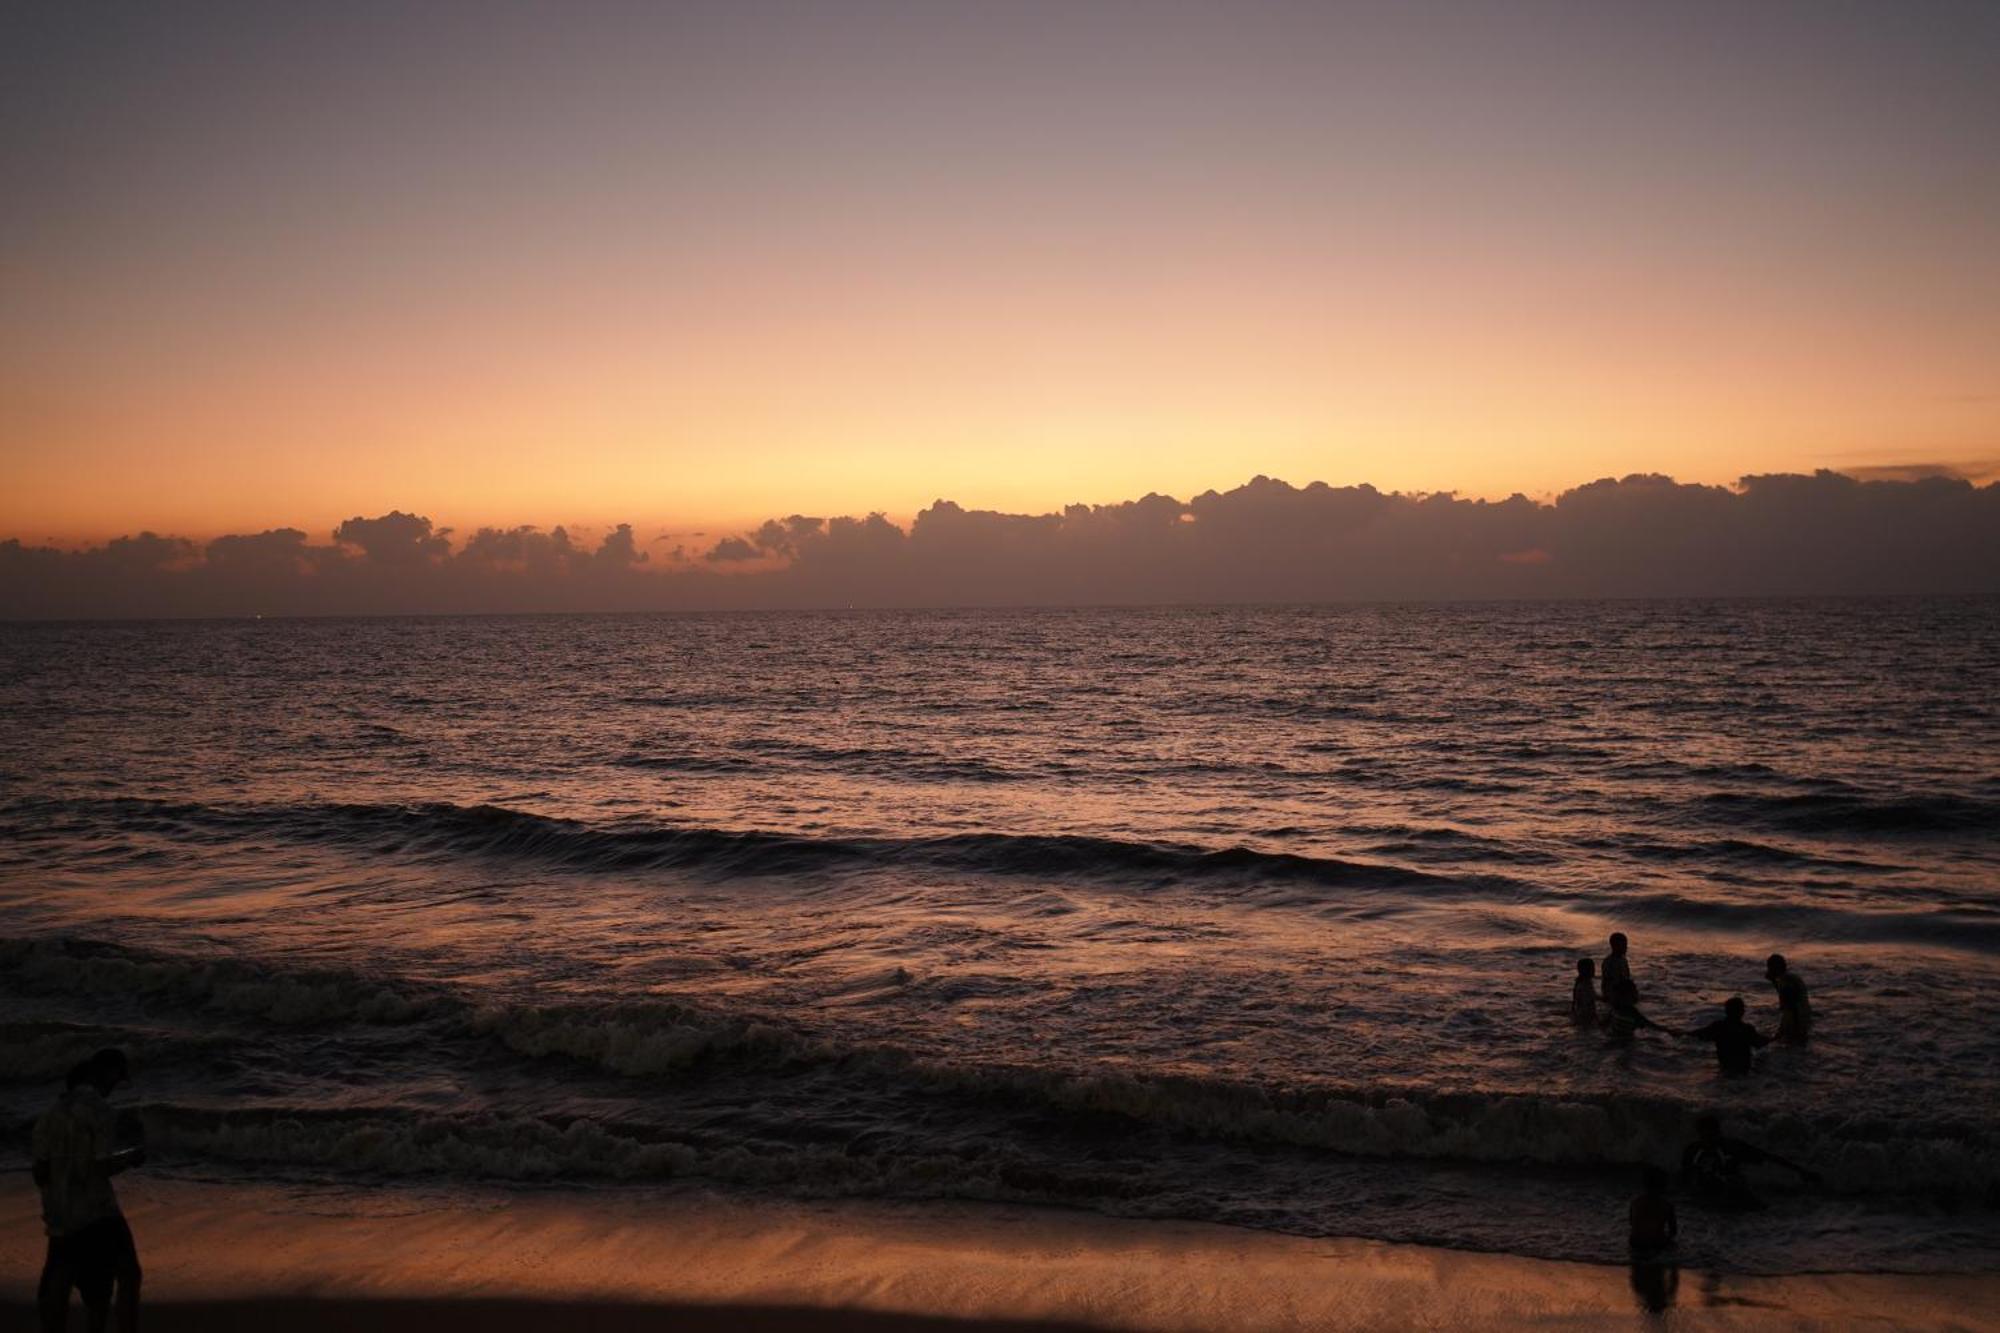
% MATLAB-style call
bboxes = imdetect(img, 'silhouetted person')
[1606,978,1661,1043]
[1680,1113,1820,1209]
[1766,953,1811,1044]
[34,1048,143,1333]
[1628,1165,1678,1251]
[1628,1254,1680,1314]
[1685,996,1768,1075]
[1571,958,1598,1026]
[1626,1164,1681,1314]
[1601,932,1633,1002]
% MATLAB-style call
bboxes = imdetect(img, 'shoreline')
[5,1175,1995,1330]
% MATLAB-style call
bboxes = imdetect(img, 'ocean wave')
[127,1074,2000,1205]
[0,1018,240,1081]
[138,1102,1125,1206]
[1590,835,1897,872]
[10,939,1992,1202]
[0,795,1486,894]
[1560,892,2000,950]
[1696,789,2000,836]
[0,937,446,1028]
[622,738,1030,785]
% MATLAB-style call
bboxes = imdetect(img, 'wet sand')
[3,1174,1994,1331]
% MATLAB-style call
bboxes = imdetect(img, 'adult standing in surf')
[1766,954,1811,1044]
[1601,932,1634,1002]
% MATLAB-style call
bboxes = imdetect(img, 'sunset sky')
[3,0,1997,545]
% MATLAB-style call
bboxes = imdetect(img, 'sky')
[2,0,1996,551]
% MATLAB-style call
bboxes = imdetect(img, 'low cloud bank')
[3,472,1995,619]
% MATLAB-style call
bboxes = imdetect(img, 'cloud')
[705,515,825,563]
[595,524,647,568]
[456,525,581,574]
[82,532,200,574]
[1837,460,2000,484]
[4,470,1996,619]
[333,510,451,564]
[203,528,328,576]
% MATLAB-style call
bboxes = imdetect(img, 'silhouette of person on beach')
[1680,1113,1820,1209]
[1626,1165,1680,1314]
[1601,932,1633,1001]
[1627,1253,1680,1314]
[1685,996,1768,1075]
[1766,954,1811,1044]
[1605,978,1661,1043]
[33,1049,144,1333]
[1571,958,1598,1026]
[1628,1164,1678,1251]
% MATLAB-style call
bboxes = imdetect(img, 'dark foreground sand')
[4,1175,1994,1331]
[38,1298,1104,1331]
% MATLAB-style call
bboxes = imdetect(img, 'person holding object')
[33,1048,144,1333]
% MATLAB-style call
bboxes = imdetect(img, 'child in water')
[1571,959,1598,1026]
[1628,1165,1678,1252]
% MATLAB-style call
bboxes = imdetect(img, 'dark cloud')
[1837,461,1999,484]
[333,510,451,564]
[754,515,828,559]
[704,515,825,563]
[595,524,647,568]
[4,471,1996,619]
[82,532,200,574]
[203,528,326,576]
[456,525,581,574]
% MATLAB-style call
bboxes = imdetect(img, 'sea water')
[2,599,1996,1272]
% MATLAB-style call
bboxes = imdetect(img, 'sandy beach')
[4,1173,1994,1331]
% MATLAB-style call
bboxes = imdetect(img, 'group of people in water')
[1570,932,1825,1310]
[1571,931,1812,1068]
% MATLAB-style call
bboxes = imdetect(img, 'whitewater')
[2,599,1996,1272]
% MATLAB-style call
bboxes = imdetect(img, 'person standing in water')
[1766,953,1811,1044]
[1686,996,1768,1075]
[1601,932,1633,1002]
[33,1049,144,1333]
[1571,958,1598,1026]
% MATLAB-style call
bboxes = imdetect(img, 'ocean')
[3,599,1996,1274]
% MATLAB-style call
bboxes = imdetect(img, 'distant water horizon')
[11,587,2000,625]
[3,598,1996,1273]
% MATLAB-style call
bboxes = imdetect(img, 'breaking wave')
[5,938,1993,1204]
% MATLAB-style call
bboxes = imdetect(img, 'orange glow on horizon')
[4,5,1995,545]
